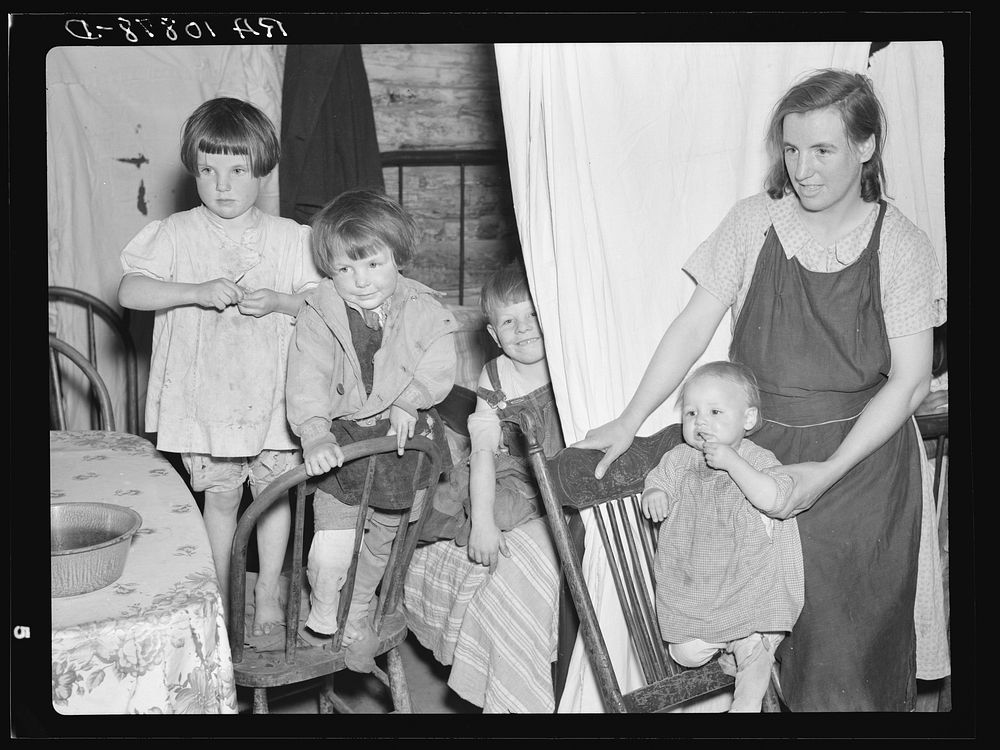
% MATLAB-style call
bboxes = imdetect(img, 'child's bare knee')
[669,639,722,668]
[203,487,243,514]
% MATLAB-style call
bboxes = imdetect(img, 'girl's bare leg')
[203,487,243,620]
[252,492,290,636]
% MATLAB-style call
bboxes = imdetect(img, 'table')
[50,431,237,714]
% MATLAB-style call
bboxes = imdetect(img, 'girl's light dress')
[120,205,319,456]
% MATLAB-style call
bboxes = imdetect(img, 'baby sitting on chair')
[640,361,804,712]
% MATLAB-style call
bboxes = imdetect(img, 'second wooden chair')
[228,434,444,714]
[520,414,782,713]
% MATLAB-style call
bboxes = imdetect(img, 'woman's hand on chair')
[573,417,638,479]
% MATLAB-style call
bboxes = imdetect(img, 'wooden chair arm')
[520,412,684,510]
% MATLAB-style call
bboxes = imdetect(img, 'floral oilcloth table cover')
[50,431,237,714]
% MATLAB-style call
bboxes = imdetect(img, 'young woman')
[577,69,946,711]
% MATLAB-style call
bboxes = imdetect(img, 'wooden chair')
[916,412,949,520]
[48,286,139,434]
[228,434,444,714]
[915,411,950,712]
[519,413,781,713]
[49,334,116,431]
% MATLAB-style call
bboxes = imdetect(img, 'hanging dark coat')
[279,44,385,224]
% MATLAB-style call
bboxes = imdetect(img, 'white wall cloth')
[869,41,947,281]
[869,41,951,683]
[47,45,284,432]
[495,41,946,712]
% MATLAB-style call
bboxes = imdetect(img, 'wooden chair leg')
[762,680,782,712]
[386,646,413,713]
[762,662,785,712]
[253,687,269,714]
[319,675,337,714]
[938,674,952,712]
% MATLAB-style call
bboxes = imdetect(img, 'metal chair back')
[48,286,139,434]
[49,334,116,432]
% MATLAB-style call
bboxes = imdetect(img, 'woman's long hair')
[764,69,888,203]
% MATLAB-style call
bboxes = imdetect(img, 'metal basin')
[51,502,142,597]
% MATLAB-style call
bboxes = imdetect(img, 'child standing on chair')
[641,361,804,712]
[285,189,457,664]
[118,97,321,636]
[458,264,565,573]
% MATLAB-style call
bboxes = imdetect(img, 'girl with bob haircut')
[309,188,416,274]
[119,97,321,638]
[179,96,281,178]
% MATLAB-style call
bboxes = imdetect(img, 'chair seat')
[234,607,408,689]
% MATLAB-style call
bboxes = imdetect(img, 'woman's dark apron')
[729,200,921,711]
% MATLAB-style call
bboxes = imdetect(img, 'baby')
[641,361,804,712]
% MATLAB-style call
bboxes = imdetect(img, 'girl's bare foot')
[252,579,285,636]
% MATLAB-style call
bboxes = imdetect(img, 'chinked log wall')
[363,43,521,304]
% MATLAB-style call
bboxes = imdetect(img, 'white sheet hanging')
[870,41,951,681]
[869,42,947,276]
[47,45,284,431]
[494,41,884,712]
